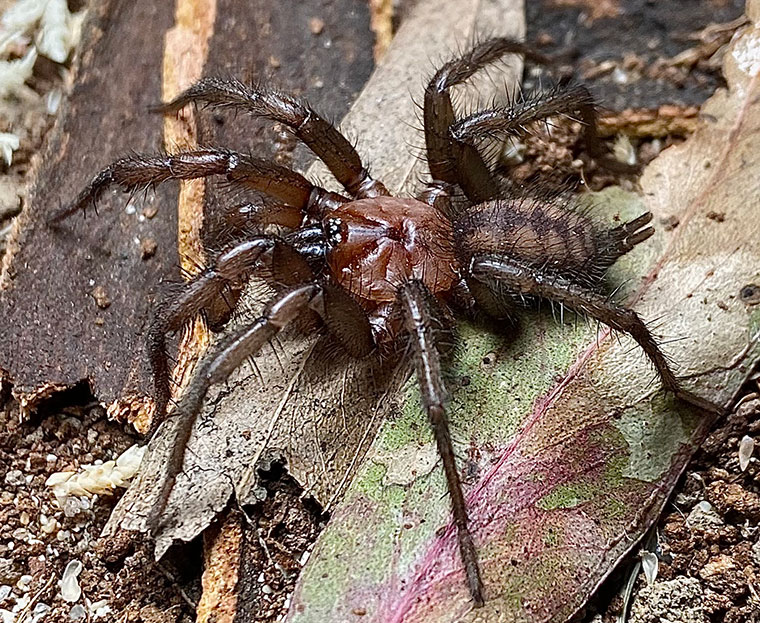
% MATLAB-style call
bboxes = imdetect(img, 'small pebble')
[41,516,59,534]
[739,435,754,471]
[89,600,111,619]
[686,500,723,529]
[12,528,28,541]
[63,498,82,518]
[309,17,324,35]
[142,206,158,219]
[4,470,24,487]
[69,604,86,620]
[90,286,110,310]
[60,560,82,602]
[33,602,49,616]
[140,238,157,259]
[17,575,32,592]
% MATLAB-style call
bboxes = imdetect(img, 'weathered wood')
[0,1,177,422]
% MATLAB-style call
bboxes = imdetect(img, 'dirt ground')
[1,1,758,623]
[595,395,760,623]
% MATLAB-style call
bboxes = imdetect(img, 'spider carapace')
[55,38,718,607]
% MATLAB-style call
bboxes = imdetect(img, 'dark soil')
[588,394,760,623]
[0,392,198,622]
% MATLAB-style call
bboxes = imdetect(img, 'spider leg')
[424,38,550,203]
[451,84,639,175]
[397,280,485,607]
[147,235,314,428]
[155,78,389,199]
[416,180,457,219]
[470,255,721,414]
[51,148,347,223]
[147,283,323,532]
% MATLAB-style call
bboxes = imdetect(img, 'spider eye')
[324,217,344,246]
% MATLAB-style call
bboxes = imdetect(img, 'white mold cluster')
[0,0,86,164]
[45,444,146,507]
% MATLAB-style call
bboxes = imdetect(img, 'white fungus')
[46,444,146,507]
[739,435,754,471]
[0,0,87,165]
[0,132,20,166]
[1,0,85,64]
[60,560,82,603]
[0,47,37,99]
[45,87,61,114]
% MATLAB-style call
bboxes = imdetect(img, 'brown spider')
[54,38,717,607]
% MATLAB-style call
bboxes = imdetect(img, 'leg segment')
[451,84,639,175]
[155,78,388,198]
[424,38,551,203]
[148,283,323,532]
[52,149,347,222]
[397,280,485,607]
[470,256,719,413]
[417,180,456,219]
[147,235,315,426]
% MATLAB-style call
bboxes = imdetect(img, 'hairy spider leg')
[424,38,551,204]
[51,148,347,222]
[146,235,317,428]
[397,280,485,607]
[451,84,640,175]
[147,283,324,532]
[470,256,721,414]
[155,77,389,199]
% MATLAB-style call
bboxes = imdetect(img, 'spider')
[54,38,718,607]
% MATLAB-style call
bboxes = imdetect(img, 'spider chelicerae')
[55,38,718,606]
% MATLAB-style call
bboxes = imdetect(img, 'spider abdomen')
[326,197,458,302]
[454,199,599,274]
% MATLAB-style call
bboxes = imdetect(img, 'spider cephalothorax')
[55,38,717,607]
